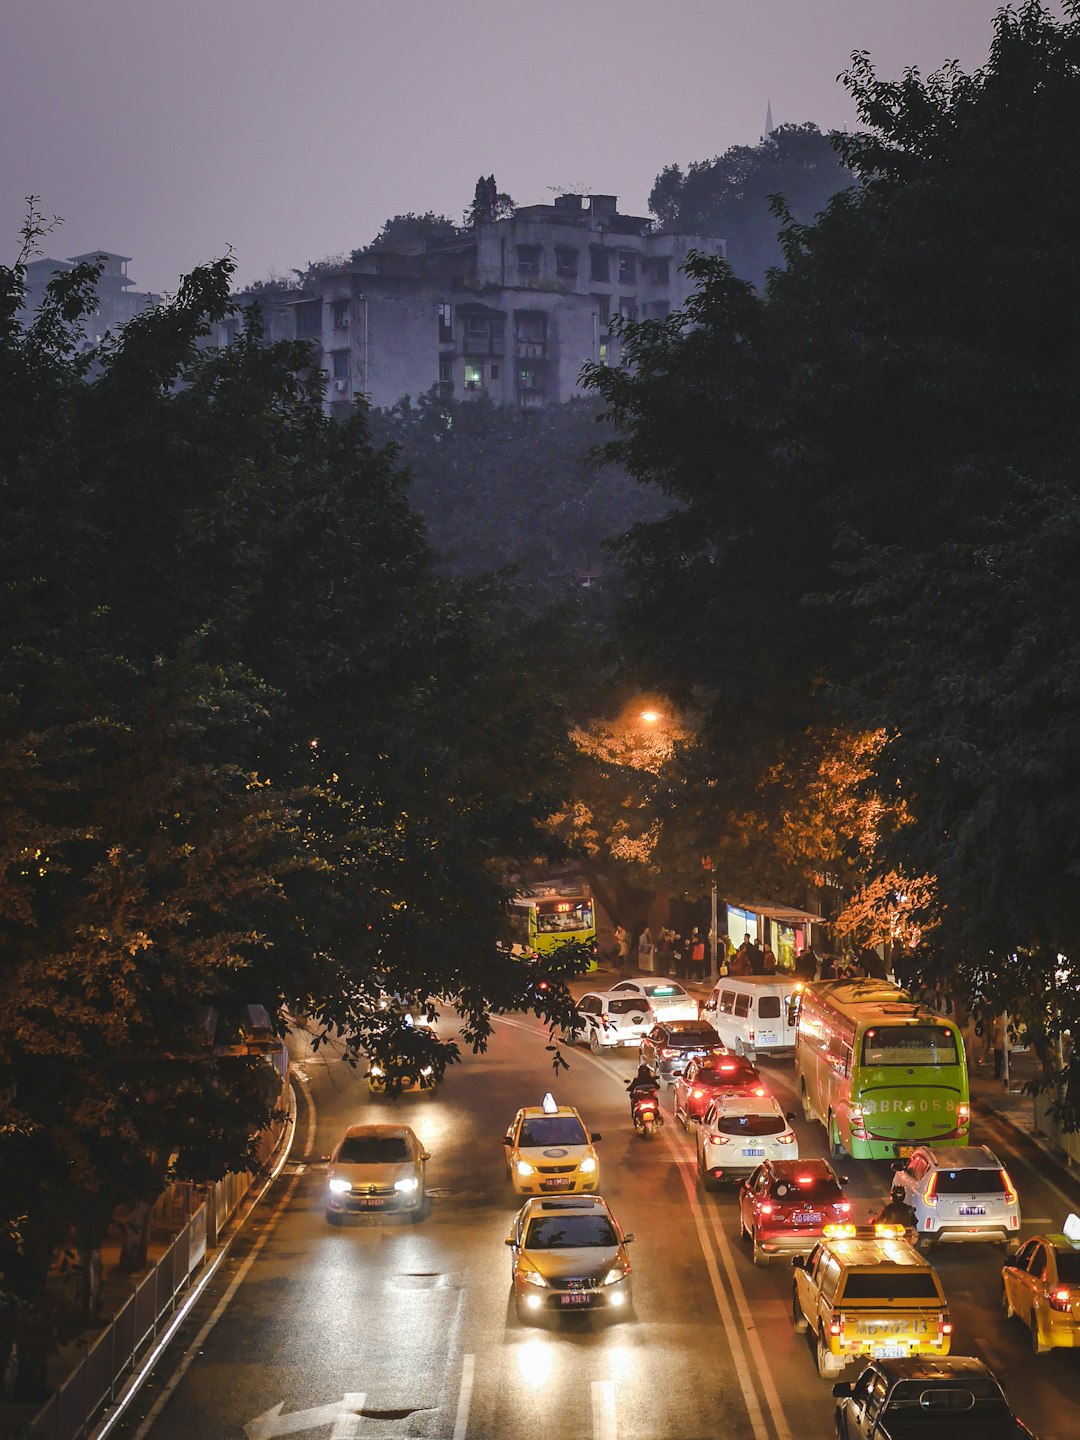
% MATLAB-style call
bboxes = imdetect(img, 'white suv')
[891,1143,1020,1247]
[697,1094,798,1190]
[561,991,655,1053]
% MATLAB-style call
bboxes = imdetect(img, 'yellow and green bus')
[508,885,596,963]
[794,978,969,1161]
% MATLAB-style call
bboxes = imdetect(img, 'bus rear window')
[861,1025,958,1066]
[841,1271,941,1301]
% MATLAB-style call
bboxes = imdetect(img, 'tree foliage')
[464,174,515,228]
[360,211,460,255]
[649,122,854,288]
[589,2,1080,1106]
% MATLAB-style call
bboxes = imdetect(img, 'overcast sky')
[1,1,1043,295]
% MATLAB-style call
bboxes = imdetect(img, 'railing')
[1033,1089,1080,1167]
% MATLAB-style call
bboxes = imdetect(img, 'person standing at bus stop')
[690,928,706,983]
[614,925,629,972]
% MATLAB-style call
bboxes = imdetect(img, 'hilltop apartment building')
[20,251,160,345]
[217,194,726,416]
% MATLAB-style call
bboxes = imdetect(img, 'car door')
[1005,1239,1037,1314]
[1027,1242,1050,1324]
[702,985,722,1033]
[848,1368,889,1439]
[794,1243,823,1322]
[741,1164,766,1232]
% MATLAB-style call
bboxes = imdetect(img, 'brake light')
[759,1202,774,1216]
[1050,1288,1073,1312]
[941,1320,953,1335]
[692,1089,704,1099]
[838,1201,851,1214]
[777,1132,797,1145]
[828,1318,842,1336]
[796,1175,814,1185]
[661,1047,679,1059]
[719,1063,736,1072]
[850,1104,866,1140]
[924,1173,938,1205]
[753,1086,766,1096]
[1001,1168,1018,1206]
[956,1101,970,1135]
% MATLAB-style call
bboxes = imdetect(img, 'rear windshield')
[841,1272,941,1301]
[519,1117,587,1147]
[933,1168,1006,1195]
[861,1025,959,1066]
[646,983,687,999]
[1057,1251,1080,1282]
[526,1215,617,1249]
[697,1061,758,1086]
[757,996,782,1019]
[337,1136,409,1163]
[607,998,647,1016]
[888,1380,1008,1414]
[715,1113,785,1137]
[771,1176,842,1204]
[666,1026,717,1048]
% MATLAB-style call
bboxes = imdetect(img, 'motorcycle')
[631,1092,663,1140]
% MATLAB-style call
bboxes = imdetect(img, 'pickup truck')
[833,1356,1036,1439]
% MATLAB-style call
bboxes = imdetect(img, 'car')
[607,977,699,1023]
[833,1357,1036,1440]
[560,991,655,1053]
[738,1158,852,1265]
[639,1019,727,1084]
[700,975,800,1059]
[673,1055,766,1127]
[792,1224,952,1379]
[505,1195,634,1322]
[324,1124,429,1222]
[1001,1213,1080,1353]
[697,1093,798,1189]
[367,1020,440,1092]
[891,1143,1020,1248]
[503,1094,601,1196]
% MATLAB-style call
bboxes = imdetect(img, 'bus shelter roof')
[730,902,823,926]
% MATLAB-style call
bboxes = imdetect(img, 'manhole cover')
[388,1272,446,1291]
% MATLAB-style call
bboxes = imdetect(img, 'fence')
[27,1069,291,1440]
[1033,1088,1080,1169]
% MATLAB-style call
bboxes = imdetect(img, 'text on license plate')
[873,1346,907,1359]
[758,1033,777,1042]
[793,1212,821,1225]
[542,1177,572,1189]
[958,1206,985,1216]
[742,1148,765,1157]
[560,1292,592,1305]
[359,1197,385,1207]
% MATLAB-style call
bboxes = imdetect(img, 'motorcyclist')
[874,1185,918,1233]
[626,1063,660,1118]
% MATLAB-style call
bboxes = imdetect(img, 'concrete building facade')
[20,251,161,345]
[217,195,725,417]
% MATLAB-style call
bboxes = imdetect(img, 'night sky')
[1,0,1045,294]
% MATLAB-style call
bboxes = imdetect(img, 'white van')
[700,975,798,1060]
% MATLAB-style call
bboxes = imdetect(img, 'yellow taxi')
[791,1223,951,1378]
[502,1093,601,1196]
[1001,1212,1080,1352]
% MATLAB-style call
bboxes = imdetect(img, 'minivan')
[700,975,799,1060]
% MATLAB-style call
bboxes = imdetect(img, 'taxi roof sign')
[542,1092,558,1114]
[1064,1212,1080,1245]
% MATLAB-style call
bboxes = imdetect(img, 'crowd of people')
[609,922,891,987]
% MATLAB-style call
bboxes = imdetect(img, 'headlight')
[369,1066,384,1078]
[579,1156,597,1175]
[516,1160,535,1177]
[394,1176,419,1193]
[603,1267,627,1286]
[524,1269,548,1288]
[328,1178,351,1195]
[420,1066,434,1078]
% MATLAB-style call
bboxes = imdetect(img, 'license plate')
[958,1206,985,1216]
[759,1032,777,1043]
[541,1177,572,1190]
[358,1197,385,1208]
[742,1148,765,1157]
[896,1145,914,1157]
[793,1212,821,1225]
[873,1345,907,1359]
[560,1292,592,1306]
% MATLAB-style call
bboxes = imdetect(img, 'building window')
[518,365,542,390]
[490,363,500,380]
[594,294,610,326]
[331,349,350,380]
[590,247,610,283]
[294,301,321,338]
[618,252,637,285]
[516,245,542,275]
[438,302,453,343]
[331,298,350,330]
[617,296,638,321]
[555,246,578,278]
[516,313,547,343]
[598,341,609,366]
[464,362,484,389]
[439,356,454,384]
[650,257,670,286]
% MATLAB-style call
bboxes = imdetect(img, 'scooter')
[632,1093,663,1140]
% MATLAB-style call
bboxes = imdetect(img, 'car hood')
[527,1246,621,1282]
[330,1161,417,1187]
[518,1143,593,1164]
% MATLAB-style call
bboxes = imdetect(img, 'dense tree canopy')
[649,122,854,288]
[588,2,1080,1106]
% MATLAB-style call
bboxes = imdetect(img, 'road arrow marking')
[244,1393,366,1439]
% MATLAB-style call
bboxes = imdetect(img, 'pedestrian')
[671,931,686,981]
[614,925,629,972]
[655,926,672,976]
[690,927,706,983]
[760,943,777,975]
[794,946,818,982]
[819,952,837,980]
[749,939,764,975]
[991,1014,1006,1081]
[638,924,654,971]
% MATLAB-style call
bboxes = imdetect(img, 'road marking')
[452,1353,475,1440]
[329,1393,366,1439]
[591,1379,617,1440]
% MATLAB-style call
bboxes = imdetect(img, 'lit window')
[464,362,484,389]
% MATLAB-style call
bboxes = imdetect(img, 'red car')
[738,1158,851,1266]
[672,1055,766,1128]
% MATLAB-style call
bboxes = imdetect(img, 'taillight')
[692,1089,704,1099]
[838,1201,851,1214]
[850,1104,866,1140]
[924,1173,938,1205]
[661,1047,679,1059]
[747,1028,755,1042]
[941,1320,953,1335]
[753,1086,766,1096]
[1001,1169,1018,1206]
[828,1317,842,1336]
[957,1101,970,1135]
[1049,1288,1073,1312]
[777,1132,797,1145]
[760,1202,774,1216]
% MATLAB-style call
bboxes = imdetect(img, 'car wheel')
[325,1210,342,1226]
[740,1214,751,1242]
[816,1329,839,1378]
[408,1189,427,1223]
[735,1039,746,1058]
[801,1084,814,1123]
[1001,1282,1014,1320]
[697,1148,716,1193]
[1031,1310,1049,1355]
[791,1289,808,1334]
[752,1231,770,1267]
[590,1030,602,1055]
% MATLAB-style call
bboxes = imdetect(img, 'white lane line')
[591,1379,617,1440]
[452,1353,475,1440]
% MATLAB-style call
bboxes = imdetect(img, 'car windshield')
[606,998,647,1016]
[861,1025,959,1066]
[645,983,686,999]
[337,1135,409,1163]
[526,1215,618,1249]
[519,1117,587,1147]
[665,1026,716,1048]
[888,1380,1008,1415]
[714,1113,785,1136]
[771,1176,842,1204]
[697,1061,757,1086]
[841,1272,941,1300]
[933,1168,1006,1195]
[1056,1250,1080,1282]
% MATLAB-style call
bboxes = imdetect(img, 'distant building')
[20,251,160,345]
[215,194,726,417]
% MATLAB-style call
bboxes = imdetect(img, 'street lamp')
[639,710,661,724]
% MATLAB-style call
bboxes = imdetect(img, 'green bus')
[794,978,969,1161]
[508,885,596,963]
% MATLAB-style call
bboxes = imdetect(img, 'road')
[109,1006,1080,1440]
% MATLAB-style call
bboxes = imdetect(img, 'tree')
[464,175,515,228]
[0,212,583,1392]
[649,123,854,288]
[359,211,460,255]
[589,1,1080,1112]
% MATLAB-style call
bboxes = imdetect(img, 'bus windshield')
[861,1025,958,1067]
[536,901,593,934]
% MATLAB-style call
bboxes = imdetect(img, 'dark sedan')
[639,1019,726,1084]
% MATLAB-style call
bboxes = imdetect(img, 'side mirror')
[504,1237,516,1247]
[501,1136,512,1146]
[791,1255,805,1269]
[622,1233,635,1244]
[786,1112,797,1121]
[839,1175,849,1185]
[591,1132,602,1143]
[832,1382,854,1399]
[420,1152,431,1161]
[320,1154,331,1164]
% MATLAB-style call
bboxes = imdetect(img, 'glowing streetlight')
[639,710,661,724]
